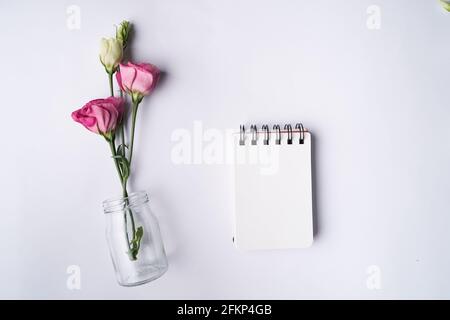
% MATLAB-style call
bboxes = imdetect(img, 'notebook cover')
[233,131,313,250]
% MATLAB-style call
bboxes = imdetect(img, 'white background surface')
[1,0,450,299]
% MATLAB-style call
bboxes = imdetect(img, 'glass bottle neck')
[103,191,149,214]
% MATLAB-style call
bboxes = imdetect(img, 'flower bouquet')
[71,21,168,286]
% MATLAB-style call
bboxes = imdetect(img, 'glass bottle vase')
[103,191,168,286]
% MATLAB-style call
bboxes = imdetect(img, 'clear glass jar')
[103,191,168,286]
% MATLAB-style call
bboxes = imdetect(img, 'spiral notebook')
[233,123,313,251]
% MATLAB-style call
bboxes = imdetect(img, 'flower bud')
[440,0,450,11]
[99,38,123,74]
[116,20,131,49]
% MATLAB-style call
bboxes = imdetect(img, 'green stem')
[108,72,114,96]
[123,99,141,260]
[109,137,123,183]
[122,186,137,261]
[128,100,139,166]
[106,74,141,261]
[109,137,136,259]
[120,124,126,157]
[128,208,137,242]
[122,185,134,260]
[119,90,126,158]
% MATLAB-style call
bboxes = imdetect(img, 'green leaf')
[136,226,143,239]
[134,227,144,253]
[117,143,128,157]
[127,226,144,260]
[118,156,130,180]
[111,153,130,180]
[127,249,138,261]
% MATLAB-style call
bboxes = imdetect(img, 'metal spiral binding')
[250,125,258,145]
[284,124,293,144]
[273,125,281,145]
[262,125,270,145]
[239,123,306,145]
[295,123,305,144]
[239,125,245,145]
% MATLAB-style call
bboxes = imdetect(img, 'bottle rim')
[103,191,149,214]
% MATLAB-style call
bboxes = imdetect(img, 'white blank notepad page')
[233,131,313,250]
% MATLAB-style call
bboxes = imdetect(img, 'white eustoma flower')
[99,38,123,74]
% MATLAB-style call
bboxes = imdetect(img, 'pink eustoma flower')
[71,97,124,136]
[116,62,160,102]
